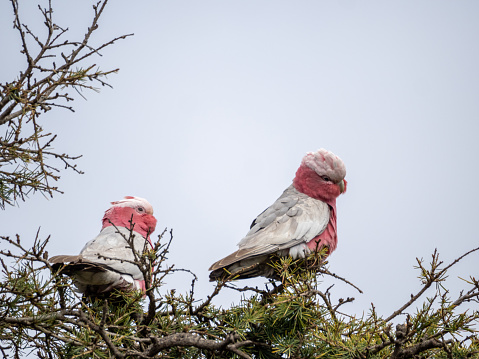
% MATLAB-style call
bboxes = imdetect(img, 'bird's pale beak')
[338,180,345,194]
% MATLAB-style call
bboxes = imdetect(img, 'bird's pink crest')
[301,148,346,183]
[110,196,154,215]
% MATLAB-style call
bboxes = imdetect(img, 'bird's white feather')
[80,226,150,280]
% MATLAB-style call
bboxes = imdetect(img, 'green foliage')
[0,231,478,359]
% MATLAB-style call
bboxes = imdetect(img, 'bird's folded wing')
[49,255,112,276]
[209,185,330,271]
[60,226,150,280]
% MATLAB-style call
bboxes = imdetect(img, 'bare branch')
[0,0,132,208]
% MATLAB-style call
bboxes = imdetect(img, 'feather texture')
[209,149,346,280]
[49,196,157,295]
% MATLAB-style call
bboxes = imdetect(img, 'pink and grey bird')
[209,149,347,280]
[50,196,157,295]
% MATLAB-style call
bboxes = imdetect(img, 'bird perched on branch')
[50,196,157,295]
[209,149,347,280]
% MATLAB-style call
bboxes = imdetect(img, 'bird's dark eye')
[137,207,145,213]
[321,176,331,182]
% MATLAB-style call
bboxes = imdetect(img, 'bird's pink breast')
[293,164,340,254]
[307,203,338,254]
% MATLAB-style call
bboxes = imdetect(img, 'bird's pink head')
[293,149,347,204]
[102,196,157,241]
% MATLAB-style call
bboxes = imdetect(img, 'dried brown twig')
[0,0,132,208]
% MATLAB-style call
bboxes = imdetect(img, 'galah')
[209,149,347,280]
[50,196,157,295]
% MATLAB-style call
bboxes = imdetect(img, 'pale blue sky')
[1,1,478,318]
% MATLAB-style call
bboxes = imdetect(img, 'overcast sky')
[1,1,479,319]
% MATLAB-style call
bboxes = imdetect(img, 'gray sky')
[1,1,479,319]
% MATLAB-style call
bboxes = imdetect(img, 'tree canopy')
[0,228,478,358]
[1,1,478,358]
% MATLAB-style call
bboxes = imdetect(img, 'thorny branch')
[385,247,479,323]
[363,247,479,358]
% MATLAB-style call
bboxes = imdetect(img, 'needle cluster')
[0,229,478,358]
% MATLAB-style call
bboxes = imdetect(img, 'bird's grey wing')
[79,226,149,280]
[209,185,330,271]
[247,185,301,232]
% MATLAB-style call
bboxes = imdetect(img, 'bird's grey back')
[238,185,329,250]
